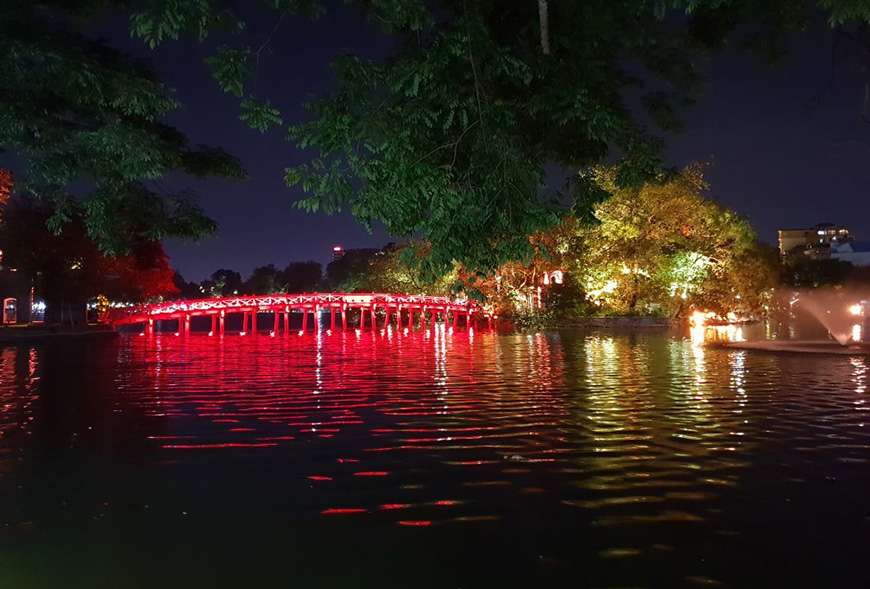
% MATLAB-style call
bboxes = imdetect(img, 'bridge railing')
[109,292,493,334]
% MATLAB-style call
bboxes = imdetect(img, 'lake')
[1,328,868,587]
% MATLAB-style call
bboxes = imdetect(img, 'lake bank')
[0,325,116,344]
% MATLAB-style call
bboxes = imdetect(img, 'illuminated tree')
[469,165,777,320]
[573,165,769,317]
[0,196,180,322]
[99,241,179,302]
[0,169,12,208]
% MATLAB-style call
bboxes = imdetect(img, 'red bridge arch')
[110,292,494,335]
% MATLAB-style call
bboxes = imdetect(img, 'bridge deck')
[110,292,493,335]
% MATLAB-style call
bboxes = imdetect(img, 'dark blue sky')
[112,10,870,281]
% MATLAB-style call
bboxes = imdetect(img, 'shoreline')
[0,326,116,345]
[564,316,675,328]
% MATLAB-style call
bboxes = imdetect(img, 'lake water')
[1,329,869,587]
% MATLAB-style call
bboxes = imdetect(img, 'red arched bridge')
[110,292,495,336]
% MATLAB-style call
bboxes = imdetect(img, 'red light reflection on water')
[321,508,367,516]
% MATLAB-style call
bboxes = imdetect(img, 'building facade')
[778,223,852,260]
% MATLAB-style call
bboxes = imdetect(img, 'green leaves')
[130,0,229,48]
[240,97,283,132]
[1,2,244,254]
[205,46,251,97]
[820,0,870,25]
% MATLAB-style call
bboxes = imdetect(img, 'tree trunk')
[628,273,639,312]
[538,0,550,55]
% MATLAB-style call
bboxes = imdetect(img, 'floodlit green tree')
[0,0,244,254]
[467,165,778,320]
[572,165,776,318]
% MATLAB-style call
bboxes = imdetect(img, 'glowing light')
[689,310,710,328]
[852,323,862,343]
[586,279,619,304]
[849,304,863,316]
[239,331,246,336]
[321,508,366,516]
[208,331,214,337]
[380,503,411,511]
[689,310,714,346]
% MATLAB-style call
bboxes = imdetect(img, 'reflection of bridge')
[111,293,494,335]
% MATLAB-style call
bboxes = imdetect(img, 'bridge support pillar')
[183,314,190,336]
[408,309,414,331]
[273,311,279,335]
[370,306,377,330]
[452,310,458,330]
[315,306,321,332]
[302,309,308,332]
[242,312,248,335]
[146,318,154,336]
[251,311,257,335]
[210,314,217,336]
[284,307,290,334]
[341,304,347,330]
[219,312,225,336]
[330,307,336,331]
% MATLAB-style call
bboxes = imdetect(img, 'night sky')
[106,9,870,281]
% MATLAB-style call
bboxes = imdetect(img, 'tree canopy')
[463,165,779,320]
[0,194,179,318]
[6,1,870,274]
[0,0,244,254]
[125,0,870,273]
